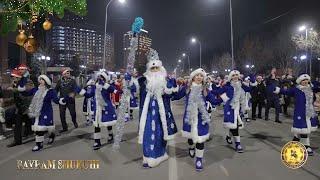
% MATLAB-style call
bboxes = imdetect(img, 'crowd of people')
[0,56,320,171]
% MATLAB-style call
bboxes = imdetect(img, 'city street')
[0,98,320,180]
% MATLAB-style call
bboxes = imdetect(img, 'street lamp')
[298,25,313,75]
[103,0,126,70]
[178,59,182,63]
[190,37,202,68]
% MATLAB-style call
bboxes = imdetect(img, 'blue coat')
[173,85,222,143]
[212,82,250,129]
[83,83,117,127]
[82,85,96,122]
[23,88,62,132]
[280,86,318,134]
[138,77,178,167]
[129,79,139,109]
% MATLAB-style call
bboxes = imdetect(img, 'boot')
[93,133,101,150]
[195,149,204,171]
[48,133,55,145]
[32,136,44,152]
[234,136,244,153]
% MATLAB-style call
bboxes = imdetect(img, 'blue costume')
[138,60,178,168]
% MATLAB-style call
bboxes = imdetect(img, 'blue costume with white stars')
[138,75,179,168]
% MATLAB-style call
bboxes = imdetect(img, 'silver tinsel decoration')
[185,84,211,125]
[113,35,139,151]
[230,81,246,111]
[28,87,48,118]
[298,85,316,118]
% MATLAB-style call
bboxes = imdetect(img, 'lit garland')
[0,0,87,35]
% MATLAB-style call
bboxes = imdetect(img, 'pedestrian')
[83,78,96,126]
[265,68,282,123]
[128,69,139,121]
[274,74,319,155]
[7,68,33,147]
[19,74,67,151]
[137,53,178,168]
[280,74,294,117]
[251,75,266,120]
[112,76,123,109]
[78,71,117,150]
[173,68,222,171]
[213,70,253,153]
[55,68,78,133]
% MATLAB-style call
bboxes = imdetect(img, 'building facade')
[47,15,114,71]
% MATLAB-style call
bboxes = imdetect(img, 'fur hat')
[228,70,240,81]
[190,68,207,81]
[296,74,311,84]
[38,75,52,86]
[97,71,109,82]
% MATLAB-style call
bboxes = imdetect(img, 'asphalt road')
[0,98,320,180]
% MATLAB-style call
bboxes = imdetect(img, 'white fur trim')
[93,104,117,127]
[93,133,101,140]
[17,85,26,92]
[97,71,109,82]
[196,149,204,158]
[59,98,66,105]
[220,93,230,103]
[234,136,241,143]
[250,81,258,87]
[79,89,86,96]
[32,125,55,132]
[86,79,95,86]
[228,70,240,81]
[138,92,171,144]
[296,74,311,84]
[35,136,44,142]
[273,87,280,94]
[300,137,310,146]
[223,106,240,129]
[143,153,169,168]
[190,68,206,81]
[102,83,110,90]
[38,75,52,86]
[311,126,318,132]
[291,118,311,134]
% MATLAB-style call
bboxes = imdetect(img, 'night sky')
[86,0,320,71]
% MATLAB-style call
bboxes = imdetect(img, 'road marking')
[168,140,178,180]
[219,165,229,176]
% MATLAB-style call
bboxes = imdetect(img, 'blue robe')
[129,78,139,109]
[138,78,178,167]
[82,83,117,127]
[22,88,62,132]
[83,85,96,122]
[280,86,318,134]
[212,82,251,129]
[172,85,222,143]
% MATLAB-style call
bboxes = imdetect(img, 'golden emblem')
[281,141,308,169]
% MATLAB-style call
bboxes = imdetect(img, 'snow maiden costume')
[83,79,96,126]
[138,55,179,168]
[128,72,139,120]
[172,68,222,171]
[212,70,253,153]
[78,71,118,150]
[274,74,319,156]
[18,75,66,151]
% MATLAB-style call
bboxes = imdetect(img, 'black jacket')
[251,82,266,102]
[55,77,77,98]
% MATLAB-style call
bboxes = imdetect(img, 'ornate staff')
[113,17,144,150]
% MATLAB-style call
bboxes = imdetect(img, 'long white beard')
[145,71,166,95]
